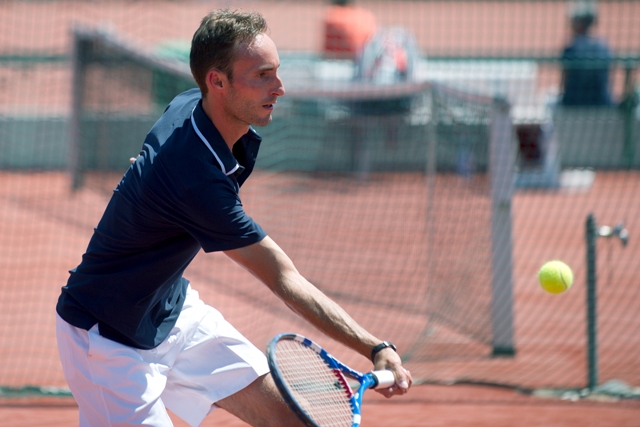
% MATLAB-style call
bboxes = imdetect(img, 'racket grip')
[371,370,396,388]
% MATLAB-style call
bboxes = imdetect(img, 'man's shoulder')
[149,88,201,142]
[166,88,202,113]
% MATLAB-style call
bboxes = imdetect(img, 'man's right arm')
[224,236,411,397]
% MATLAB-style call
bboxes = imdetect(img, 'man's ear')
[206,69,226,92]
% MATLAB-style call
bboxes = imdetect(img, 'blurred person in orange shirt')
[323,0,377,60]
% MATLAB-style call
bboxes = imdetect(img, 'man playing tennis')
[56,9,412,427]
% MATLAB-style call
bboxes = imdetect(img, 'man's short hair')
[190,9,268,95]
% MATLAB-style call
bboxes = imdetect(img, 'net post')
[68,26,91,191]
[425,83,437,229]
[424,82,437,313]
[585,213,599,389]
[489,96,516,357]
[621,65,637,169]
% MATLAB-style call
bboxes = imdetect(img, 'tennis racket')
[266,333,396,427]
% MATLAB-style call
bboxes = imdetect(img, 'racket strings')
[275,340,354,427]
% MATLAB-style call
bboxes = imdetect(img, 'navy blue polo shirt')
[56,88,267,349]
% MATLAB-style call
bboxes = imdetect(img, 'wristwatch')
[371,341,397,362]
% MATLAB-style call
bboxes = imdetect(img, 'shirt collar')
[190,100,260,178]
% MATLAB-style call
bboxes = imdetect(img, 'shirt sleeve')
[170,169,266,253]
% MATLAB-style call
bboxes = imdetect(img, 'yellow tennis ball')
[538,260,574,294]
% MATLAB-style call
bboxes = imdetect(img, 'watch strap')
[371,341,397,362]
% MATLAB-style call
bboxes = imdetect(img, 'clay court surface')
[1,170,639,426]
[1,387,640,427]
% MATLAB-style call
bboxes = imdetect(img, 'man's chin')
[253,115,273,127]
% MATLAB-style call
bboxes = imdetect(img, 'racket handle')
[370,370,396,388]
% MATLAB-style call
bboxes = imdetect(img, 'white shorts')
[56,286,270,427]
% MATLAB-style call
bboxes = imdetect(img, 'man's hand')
[373,347,412,397]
